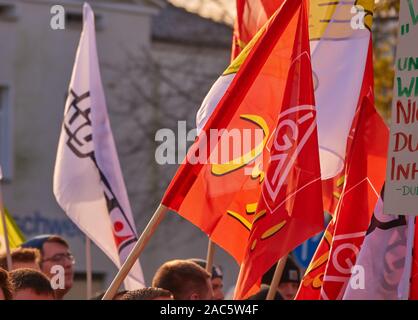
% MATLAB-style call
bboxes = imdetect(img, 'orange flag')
[233,0,324,299]
[162,0,321,269]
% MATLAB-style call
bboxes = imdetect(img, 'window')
[0,86,12,180]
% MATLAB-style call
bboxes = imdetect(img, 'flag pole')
[205,239,215,274]
[0,173,12,271]
[266,254,288,300]
[85,236,93,300]
[102,204,168,300]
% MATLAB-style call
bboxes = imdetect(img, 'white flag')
[53,3,144,290]
[343,198,410,300]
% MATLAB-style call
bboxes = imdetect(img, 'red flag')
[233,0,324,299]
[295,35,388,300]
[319,98,388,300]
[162,0,317,267]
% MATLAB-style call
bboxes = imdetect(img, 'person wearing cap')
[247,255,301,300]
[276,256,301,300]
[21,234,75,299]
[189,258,225,300]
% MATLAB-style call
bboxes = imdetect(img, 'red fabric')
[162,0,313,267]
[296,99,388,301]
[295,36,389,300]
[295,220,335,300]
[234,0,324,299]
[321,175,344,215]
[231,0,284,60]
[319,97,389,300]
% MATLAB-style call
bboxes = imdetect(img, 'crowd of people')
[0,234,301,300]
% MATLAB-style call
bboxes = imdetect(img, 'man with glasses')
[21,234,75,299]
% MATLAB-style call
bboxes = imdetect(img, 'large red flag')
[162,0,320,269]
[233,0,324,299]
[295,38,388,299]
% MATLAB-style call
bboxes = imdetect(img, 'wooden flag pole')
[266,255,288,300]
[85,236,93,300]
[0,179,12,271]
[205,239,215,275]
[102,204,168,300]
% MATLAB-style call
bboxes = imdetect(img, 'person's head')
[114,290,128,300]
[0,268,13,300]
[152,259,213,300]
[0,248,41,271]
[189,258,224,300]
[10,268,55,300]
[121,287,173,300]
[262,256,300,300]
[21,234,74,299]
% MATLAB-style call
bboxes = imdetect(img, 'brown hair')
[10,268,54,298]
[121,287,173,300]
[0,268,13,300]
[152,260,211,300]
[0,248,41,270]
[44,236,69,251]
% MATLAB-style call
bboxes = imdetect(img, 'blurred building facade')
[0,0,236,299]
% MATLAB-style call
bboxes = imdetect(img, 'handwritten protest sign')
[384,0,418,216]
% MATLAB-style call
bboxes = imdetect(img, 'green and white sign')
[384,0,418,216]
